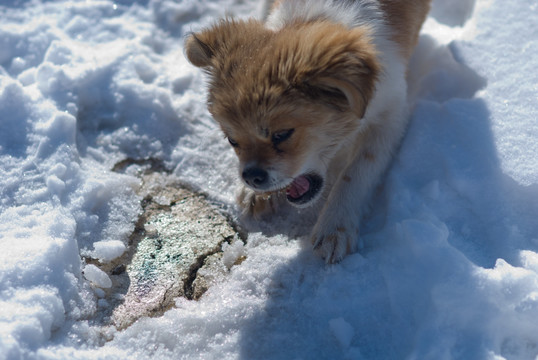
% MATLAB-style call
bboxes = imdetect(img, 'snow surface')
[0,0,537,359]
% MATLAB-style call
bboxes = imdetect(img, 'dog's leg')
[237,186,284,220]
[311,120,404,263]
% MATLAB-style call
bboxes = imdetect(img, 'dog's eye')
[271,129,294,145]
[227,137,239,147]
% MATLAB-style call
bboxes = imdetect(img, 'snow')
[221,239,246,270]
[82,265,112,289]
[329,317,355,351]
[0,0,537,359]
[89,240,126,263]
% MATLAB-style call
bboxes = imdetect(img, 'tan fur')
[185,0,431,263]
[187,20,379,121]
[186,19,380,187]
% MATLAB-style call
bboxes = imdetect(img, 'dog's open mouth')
[285,174,323,205]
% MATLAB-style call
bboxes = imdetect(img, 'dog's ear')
[307,59,378,119]
[185,19,268,69]
[184,32,215,68]
[288,23,381,119]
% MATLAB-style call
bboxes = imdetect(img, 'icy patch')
[81,170,247,330]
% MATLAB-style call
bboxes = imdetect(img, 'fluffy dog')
[185,0,431,263]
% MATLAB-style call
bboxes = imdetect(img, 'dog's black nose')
[242,167,269,188]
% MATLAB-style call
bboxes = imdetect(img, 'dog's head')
[185,19,380,207]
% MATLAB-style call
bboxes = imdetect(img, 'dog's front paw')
[311,225,359,264]
[237,187,281,220]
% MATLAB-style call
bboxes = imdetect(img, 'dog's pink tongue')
[286,176,310,199]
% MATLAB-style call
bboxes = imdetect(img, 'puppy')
[185,0,431,263]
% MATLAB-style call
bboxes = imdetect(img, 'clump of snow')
[430,0,475,27]
[0,287,65,357]
[83,264,112,289]
[90,240,127,263]
[221,238,246,269]
[0,0,537,359]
